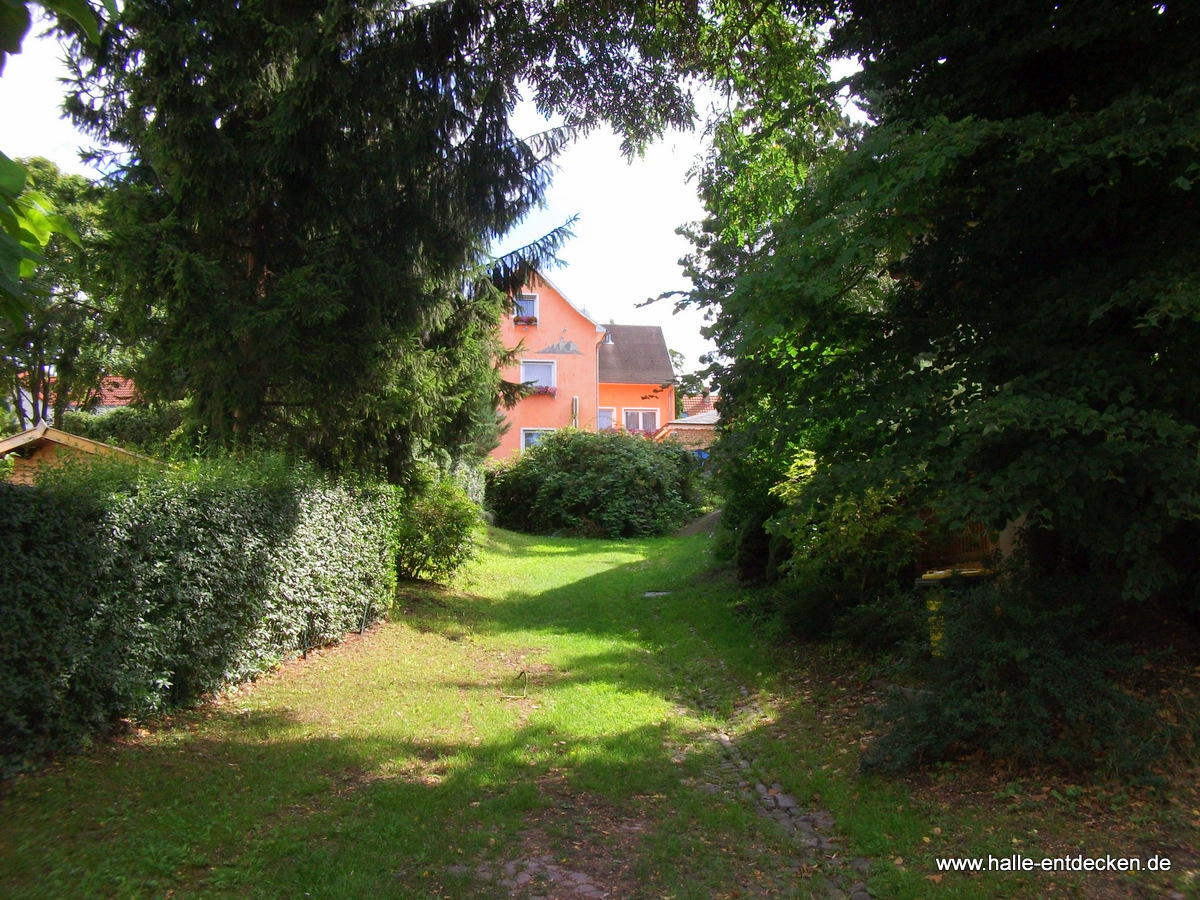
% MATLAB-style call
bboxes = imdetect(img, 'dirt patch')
[676,509,723,537]
[444,774,650,899]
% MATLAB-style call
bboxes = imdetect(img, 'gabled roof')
[18,374,138,409]
[681,395,717,416]
[598,324,675,385]
[526,273,607,334]
[0,422,151,462]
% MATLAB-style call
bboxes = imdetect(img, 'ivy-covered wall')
[0,457,398,773]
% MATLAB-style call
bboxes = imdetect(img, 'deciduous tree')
[2,157,120,430]
[0,0,112,323]
[689,0,1200,609]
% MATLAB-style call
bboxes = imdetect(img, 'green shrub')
[0,455,398,773]
[394,476,480,582]
[759,455,926,642]
[485,429,700,538]
[60,402,187,454]
[862,563,1152,774]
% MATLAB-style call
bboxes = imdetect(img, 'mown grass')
[0,526,1194,898]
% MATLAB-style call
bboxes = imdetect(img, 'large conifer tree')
[62,0,699,478]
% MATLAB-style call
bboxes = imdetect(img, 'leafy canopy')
[687,0,1200,606]
[0,0,113,323]
[2,158,121,432]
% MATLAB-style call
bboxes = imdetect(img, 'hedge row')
[0,456,399,773]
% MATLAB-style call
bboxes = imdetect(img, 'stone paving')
[696,702,874,900]
[677,629,876,900]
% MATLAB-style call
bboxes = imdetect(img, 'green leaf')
[0,150,26,196]
[40,0,100,45]
[17,198,52,244]
[0,0,32,58]
[0,225,38,276]
[43,211,81,245]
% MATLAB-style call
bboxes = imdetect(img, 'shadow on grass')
[405,530,759,716]
[0,700,699,899]
[1,528,779,899]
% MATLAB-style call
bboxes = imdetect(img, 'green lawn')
[0,527,1193,898]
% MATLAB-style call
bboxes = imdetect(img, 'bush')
[394,476,480,582]
[60,402,187,454]
[757,454,926,643]
[862,562,1152,774]
[0,454,398,773]
[485,429,700,538]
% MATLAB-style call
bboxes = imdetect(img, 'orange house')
[597,324,676,437]
[492,276,676,458]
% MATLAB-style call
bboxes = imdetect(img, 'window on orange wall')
[623,409,657,432]
[520,360,555,387]
[597,408,615,430]
[513,293,537,319]
[522,428,554,451]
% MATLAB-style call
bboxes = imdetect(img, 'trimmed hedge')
[0,456,398,772]
[486,429,700,538]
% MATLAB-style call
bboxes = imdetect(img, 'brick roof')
[94,376,137,407]
[681,395,716,416]
[598,324,675,385]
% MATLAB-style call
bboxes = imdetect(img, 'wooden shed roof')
[0,422,150,462]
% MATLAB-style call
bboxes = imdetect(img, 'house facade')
[492,277,676,458]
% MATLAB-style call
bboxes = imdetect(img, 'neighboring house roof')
[598,324,675,385]
[17,374,138,411]
[94,376,138,408]
[681,395,717,416]
[656,408,719,451]
[665,409,719,426]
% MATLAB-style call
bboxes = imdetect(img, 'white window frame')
[512,292,538,321]
[597,407,616,431]
[521,428,555,452]
[623,408,659,433]
[519,359,556,388]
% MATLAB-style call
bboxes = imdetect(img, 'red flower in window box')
[529,385,557,397]
[513,315,538,326]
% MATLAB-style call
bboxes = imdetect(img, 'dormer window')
[513,293,538,325]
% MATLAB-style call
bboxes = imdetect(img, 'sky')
[1,27,721,374]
